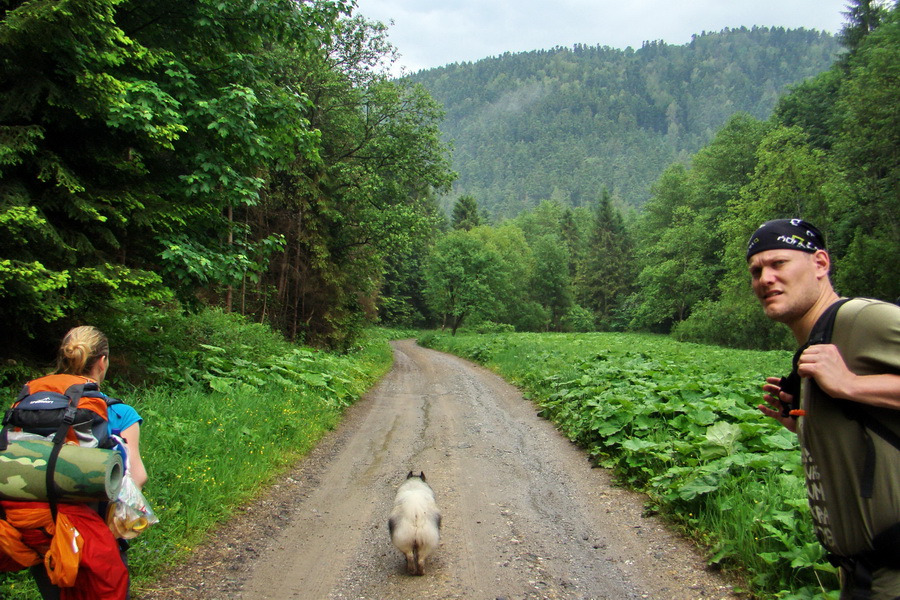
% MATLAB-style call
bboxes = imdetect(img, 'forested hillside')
[410,27,841,218]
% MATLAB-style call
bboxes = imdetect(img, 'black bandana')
[746,219,826,260]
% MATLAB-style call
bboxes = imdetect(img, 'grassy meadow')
[418,330,839,600]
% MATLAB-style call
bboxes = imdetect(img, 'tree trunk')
[225,204,234,313]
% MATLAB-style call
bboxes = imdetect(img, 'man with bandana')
[748,218,900,599]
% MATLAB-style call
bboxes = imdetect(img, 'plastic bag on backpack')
[106,474,158,539]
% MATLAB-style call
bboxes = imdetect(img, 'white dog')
[388,472,442,575]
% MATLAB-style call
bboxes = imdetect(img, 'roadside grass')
[418,330,840,600]
[0,310,402,600]
[132,327,400,592]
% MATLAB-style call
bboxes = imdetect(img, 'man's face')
[748,249,824,324]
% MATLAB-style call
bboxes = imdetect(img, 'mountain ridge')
[408,26,842,219]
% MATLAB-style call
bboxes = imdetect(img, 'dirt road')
[145,340,740,600]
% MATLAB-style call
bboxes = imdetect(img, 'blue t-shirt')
[106,402,142,470]
[107,402,142,436]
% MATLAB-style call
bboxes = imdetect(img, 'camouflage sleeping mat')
[0,436,123,502]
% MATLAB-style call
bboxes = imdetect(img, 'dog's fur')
[388,472,441,576]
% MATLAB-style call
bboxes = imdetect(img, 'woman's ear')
[91,354,110,382]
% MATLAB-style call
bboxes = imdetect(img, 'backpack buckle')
[61,405,78,426]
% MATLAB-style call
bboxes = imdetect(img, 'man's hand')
[798,344,854,400]
[760,376,799,433]
[798,343,900,410]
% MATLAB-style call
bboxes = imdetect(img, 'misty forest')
[2,0,900,369]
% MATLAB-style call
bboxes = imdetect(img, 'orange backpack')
[0,374,112,449]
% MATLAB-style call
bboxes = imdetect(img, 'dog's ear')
[419,472,426,482]
[406,471,414,479]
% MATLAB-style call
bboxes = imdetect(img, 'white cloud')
[353,0,848,75]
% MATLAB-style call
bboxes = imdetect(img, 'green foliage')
[671,123,840,348]
[638,0,900,344]
[401,18,900,351]
[471,320,516,334]
[628,114,771,333]
[839,0,891,54]
[412,5,896,352]
[158,232,286,288]
[1,0,317,335]
[379,245,433,328]
[830,7,900,301]
[423,229,504,334]
[451,195,481,231]
[420,215,603,335]
[249,16,454,347]
[470,224,536,329]
[560,304,596,333]
[576,190,633,327]
[420,331,837,598]
[1,0,455,352]
[529,234,573,330]
[410,27,840,219]
[673,297,794,350]
[774,69,844,150]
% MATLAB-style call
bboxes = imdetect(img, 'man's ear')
[812,249,832,280]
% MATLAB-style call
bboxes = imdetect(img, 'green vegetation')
[411,27,841,217]
[419,331,839,599]
[1,0,452,354]
[6,1,895,354]
[0,307,399,599]
[641,3,900,346]
[2,2,896,598]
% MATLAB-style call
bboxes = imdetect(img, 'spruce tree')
[451,195,481,231]
[576,189,634,328]
[840,0,890,53]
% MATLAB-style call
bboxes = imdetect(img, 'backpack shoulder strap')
[807,298,853,346]
[778,298,853,417]
[14,383,31,403]
[0,418,8,452]
[44,383,88,521]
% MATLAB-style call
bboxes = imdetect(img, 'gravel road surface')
[142,339,741,600]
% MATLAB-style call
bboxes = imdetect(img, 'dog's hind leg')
[406,547,417,575]
[412,542,424,576]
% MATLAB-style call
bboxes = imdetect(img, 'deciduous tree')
[423,231,502,335]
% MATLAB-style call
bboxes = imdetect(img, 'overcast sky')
[352,0,851,75]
